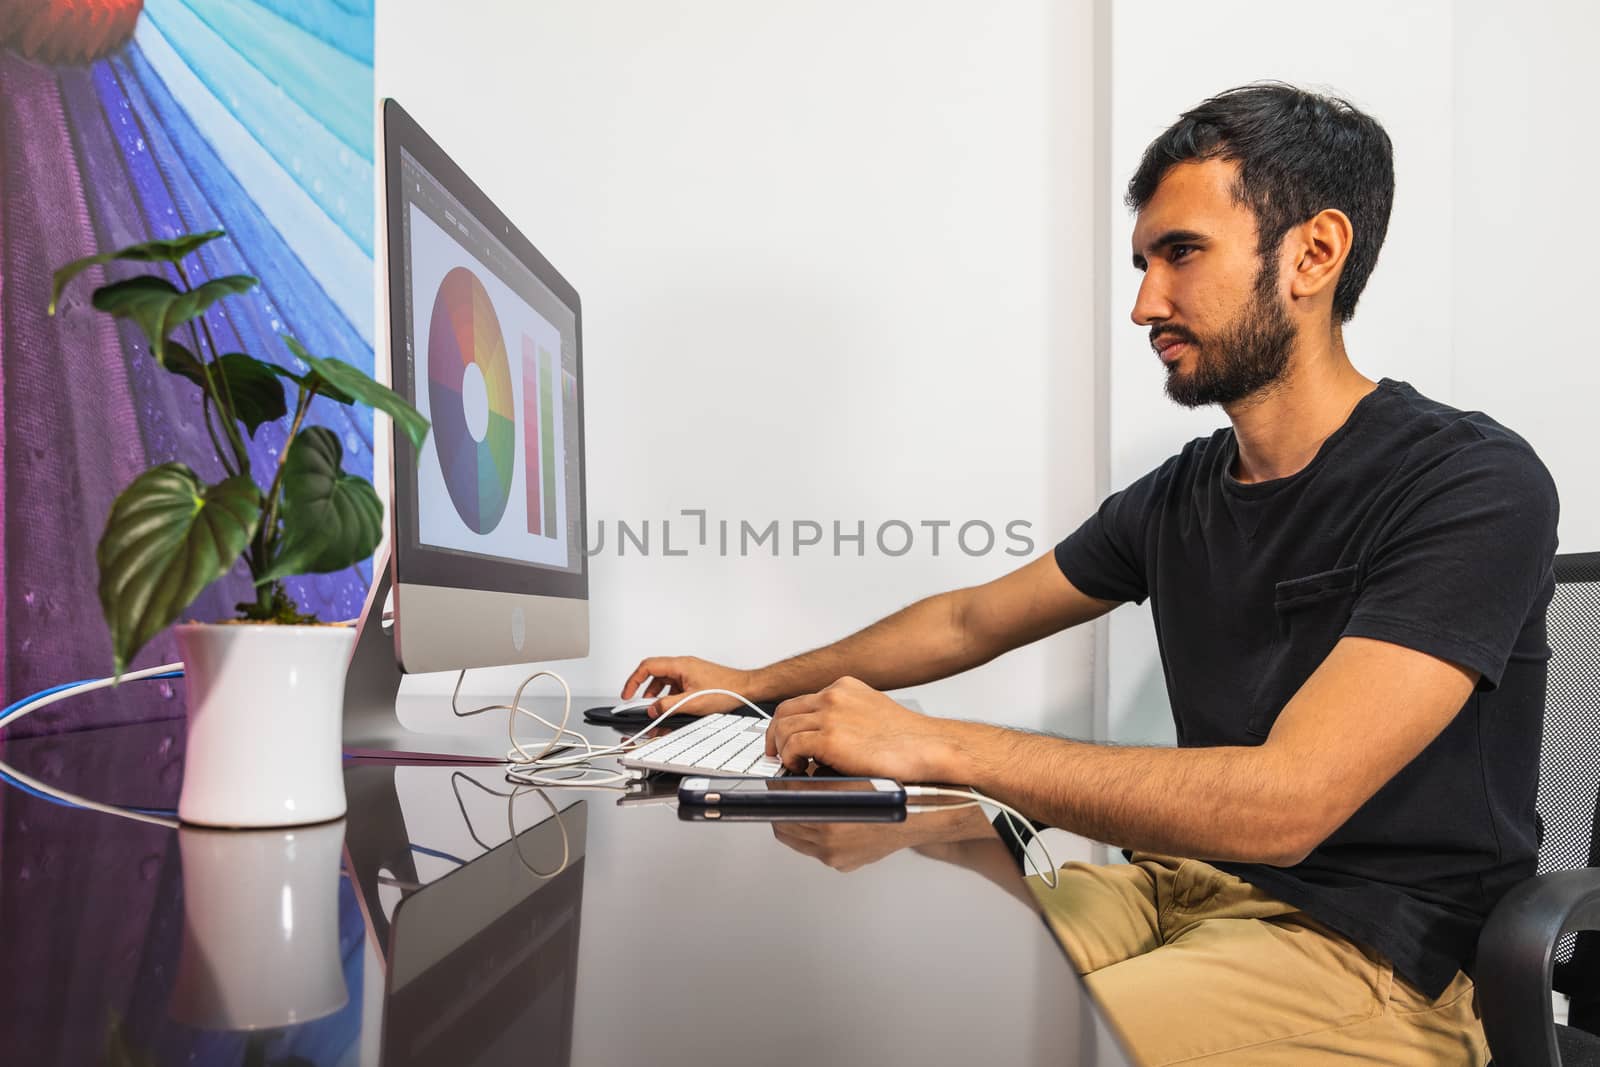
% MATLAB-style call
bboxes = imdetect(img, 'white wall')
[377,1,1101,734]
[1451,0,1600,553]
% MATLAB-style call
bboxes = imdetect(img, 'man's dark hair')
[1127,82,1394,324]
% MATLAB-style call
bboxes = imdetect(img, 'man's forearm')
[943,723,1327,867]
[750,591,991,699]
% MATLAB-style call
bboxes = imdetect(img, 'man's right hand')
[620,656,759,719]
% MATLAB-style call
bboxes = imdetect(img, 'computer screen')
[394,149,582,578]
[351,99,586,702]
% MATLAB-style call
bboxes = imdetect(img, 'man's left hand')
[763,676,962,782]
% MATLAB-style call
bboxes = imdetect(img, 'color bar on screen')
[523,335,542,536]
[539,345,557,532]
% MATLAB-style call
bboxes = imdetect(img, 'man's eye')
[1171,245,1196,262]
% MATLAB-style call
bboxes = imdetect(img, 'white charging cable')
[471,676,776,787]
[465,674,1059,887]
[904,785,1060,889]
[451,668,588,762]
[0,662,184,730]
[508,785,573,879]
[451,668,632,784]
[0,663,186,828]
[0,757,179,828]
[606,693,1060,889]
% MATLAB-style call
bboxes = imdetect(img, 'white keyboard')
[620,713,786,778]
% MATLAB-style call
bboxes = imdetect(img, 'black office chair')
[1478,551,1600,1067]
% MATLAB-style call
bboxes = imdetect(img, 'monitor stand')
[344,559,539,761]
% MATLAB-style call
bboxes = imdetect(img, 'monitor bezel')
[382,98,588,601]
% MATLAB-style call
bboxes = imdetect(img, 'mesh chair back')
[1536,551,1600,978]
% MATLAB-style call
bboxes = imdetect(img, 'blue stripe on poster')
[175,0,372,161]
[140,0,373,255]
[132,13,373,343]
[244,0,375,67]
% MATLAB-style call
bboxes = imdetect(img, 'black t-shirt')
[1053,379,1559,999]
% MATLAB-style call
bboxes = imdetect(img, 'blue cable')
[0,669,184,725]
[0,767,178,818]
[409,842,469,867]
[1,679,92,722]
[0,669,188,817]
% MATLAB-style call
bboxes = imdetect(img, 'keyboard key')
[725,740,766,774]
[620,712,786,777]
[704,736,754,769]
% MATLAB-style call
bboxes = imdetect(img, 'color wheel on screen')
[428,266,515,534]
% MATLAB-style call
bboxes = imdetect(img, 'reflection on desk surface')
[765,799,1019,875]
[344,764,585,1067]
[0,721,367,1067]
[0,721,1135,1067]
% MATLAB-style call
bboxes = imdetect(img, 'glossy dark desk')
[0,708,1136,1066]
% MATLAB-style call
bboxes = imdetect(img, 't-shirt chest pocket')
[1246,565,1363,737]
[1273,564,1362,618]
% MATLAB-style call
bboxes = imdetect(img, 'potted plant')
[50,229,428,828]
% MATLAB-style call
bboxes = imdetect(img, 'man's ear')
[1288,208,1353,303]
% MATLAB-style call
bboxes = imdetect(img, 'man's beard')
[1158,259,1295,408]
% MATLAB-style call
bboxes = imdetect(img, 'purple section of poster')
[0,8,376,734]
[1,51,158,731]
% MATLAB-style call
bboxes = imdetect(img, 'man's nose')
[1131,271,1172,326]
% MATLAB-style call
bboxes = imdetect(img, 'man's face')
[1129,159,1296,408]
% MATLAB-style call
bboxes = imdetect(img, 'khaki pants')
[1030,853,1489,1065]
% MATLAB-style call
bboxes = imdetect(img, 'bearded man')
[623,83,1557,1064]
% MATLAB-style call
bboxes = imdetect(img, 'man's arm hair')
[752,554,1117,699]
[944,635,1479,866]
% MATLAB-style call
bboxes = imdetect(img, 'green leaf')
[256,427,382,583]
[91,276,181,355]
[155,339,205,377]
[89,273,256,365]
[212,354,288,437]
[161,346,288,437]
[48,229,224,315]
[166,274,258,331]
[96,465,262,676]
[120,231,227,261]
[264,360,353,404]
[283,336,430,451]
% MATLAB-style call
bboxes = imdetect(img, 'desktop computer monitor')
[344,99,589,759]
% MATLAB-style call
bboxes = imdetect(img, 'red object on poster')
[0,0,145,64]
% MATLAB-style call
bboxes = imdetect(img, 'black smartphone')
[678,805,906,823]
[678,776,906,808]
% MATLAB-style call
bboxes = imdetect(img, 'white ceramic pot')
[175,622,354,828]
[169,819,349,1029]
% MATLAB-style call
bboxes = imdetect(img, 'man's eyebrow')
[1132,229,1209,268]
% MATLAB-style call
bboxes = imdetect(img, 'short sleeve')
[1343,438,1559,689]
[1053,456,1178,606]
